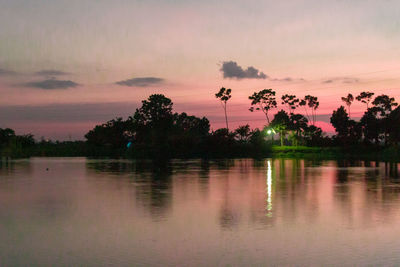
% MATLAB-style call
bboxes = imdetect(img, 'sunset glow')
[1,0,400,139]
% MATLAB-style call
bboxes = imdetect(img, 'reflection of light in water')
[266,160,272,217]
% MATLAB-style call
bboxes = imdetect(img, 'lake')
[1,158,400,266]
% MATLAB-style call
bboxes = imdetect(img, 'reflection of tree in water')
[0,160,20,177]
[252,159,266,168]
[333,160,400,227]
[304,159,323,168]
[87,159,173,175]
[274,159,327,225]
[0,160,15,176]
[219,204,240,229]
[334,165,353,225]
[137,172,173,221]
[337,168,349,183]
[199,160,210,178]
[197,160,210,198]
[336,159,361,183]
[87,159,173,221]
[86,159,213,221]
[385,162,399,178]
[215,159,235,170]
[216,159,241,230]
[218,175,237,229]
[0,160,33,179]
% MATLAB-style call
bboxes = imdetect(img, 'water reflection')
[84,158,400,229]
[2,158,400,265]
[266,160,272,217]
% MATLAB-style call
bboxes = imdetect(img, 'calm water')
[1,158,400,266]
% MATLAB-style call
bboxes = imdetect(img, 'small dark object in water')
[46,168,49,171]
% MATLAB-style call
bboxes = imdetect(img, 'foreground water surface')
[1,158,400,266]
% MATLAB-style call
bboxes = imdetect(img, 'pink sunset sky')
[1,0,400,140]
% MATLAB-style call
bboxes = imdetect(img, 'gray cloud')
[116,77,164,87]
[270,77,305,82]
[35,70,70,76]
[220,61,267,79]
[322,77,360,84]
[24,79,79,89]
[0,68,17,76]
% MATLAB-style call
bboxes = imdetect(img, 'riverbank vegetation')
[2,89,400,161]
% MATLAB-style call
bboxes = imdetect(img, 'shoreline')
[1,145,400,163]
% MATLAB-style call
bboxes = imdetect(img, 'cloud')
[116,77,164,87]
[322,77,360,84]
[220,61,267,79]
[270,77,306,82]
[0,68,17,76]
[24,79,79,89]
[35,70,69,76]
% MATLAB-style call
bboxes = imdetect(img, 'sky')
[1,0,400,140]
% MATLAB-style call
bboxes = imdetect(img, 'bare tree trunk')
[303,106,310,122]
[263,109,270,124]
[348,104,351,118]
[224,103,229,130]
[266,113,270,124]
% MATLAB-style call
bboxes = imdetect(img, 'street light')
[265,128,275,142]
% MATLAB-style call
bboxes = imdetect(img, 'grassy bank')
[271,145,400,162]
[1,142,400,162]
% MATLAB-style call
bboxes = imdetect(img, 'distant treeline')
[1,89,400,159]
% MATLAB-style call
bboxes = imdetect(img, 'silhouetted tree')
[369,94,398,145]
[0,128,16,146]
[281,94,300,114]
[249,89,277,124]
[173,112,210,136]
[300,95,319,125]
[330,106,361,145]
[387,106,400,145]
[270,110,290,146]
[289,113,308,146]
[234,124,251,142]
[206,128,236,156]
[356,91,374,109]
[303,125,325,146]
[341,93,354,117]
[131,94,174,149]
[331,106,350,139]
[84,94,216,158]
[360,109,381,145]
[133,94,174,126]
[15,134,35,147]
[215,87,232,130]
[170,112,210,156]
[85,117,130,148]
[371,94,398,118]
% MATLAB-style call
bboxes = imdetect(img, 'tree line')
[216,88,400,147]
[84,94,270,158]
[1,88,400,159]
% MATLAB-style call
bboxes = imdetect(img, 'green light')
[267,130,272,135]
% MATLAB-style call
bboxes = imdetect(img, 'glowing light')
[266,160,273,217]
[127,142,132,148]
[266,128,275,135]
